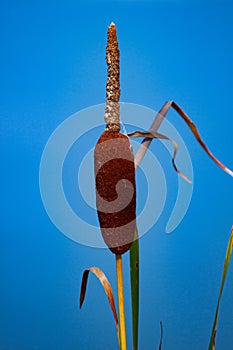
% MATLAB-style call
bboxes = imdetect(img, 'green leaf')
[129,105,169,350]
[208,226,233,350]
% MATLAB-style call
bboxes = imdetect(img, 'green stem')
[129,103,170,350]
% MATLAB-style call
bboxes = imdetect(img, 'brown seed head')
[94,131,136,255]
[94,24,136,255]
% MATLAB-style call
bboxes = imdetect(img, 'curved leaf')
[171,101,233,177]
[80,266,119,334]
[128,130,191,183]
[132,100,233,178]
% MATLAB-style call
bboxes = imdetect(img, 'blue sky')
[1,1,233,349]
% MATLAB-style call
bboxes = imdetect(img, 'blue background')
[1,0,233,349]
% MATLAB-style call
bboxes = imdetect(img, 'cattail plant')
[94,23,136,256]
[94,23,136,349]
[80,23,233,350]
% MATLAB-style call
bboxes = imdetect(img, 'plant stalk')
[129,103,170,350]
[130,230,139,350]
[116,254,127,350]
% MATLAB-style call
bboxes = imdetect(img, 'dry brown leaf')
[133,100,233,178]
[128,130,191,183]
[170,101,233,177]
[80,267,119,334]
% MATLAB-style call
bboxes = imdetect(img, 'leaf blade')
[80,266,119,334]
[171,101,233,177]
[208,226,233,350]
[128,130,191,183]
[129,104,171,350]
[158,321,163,350]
